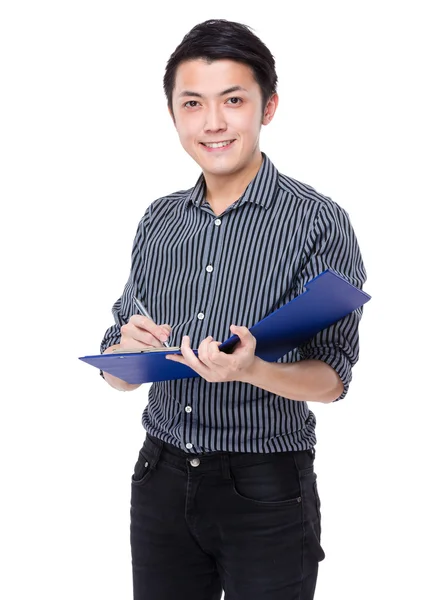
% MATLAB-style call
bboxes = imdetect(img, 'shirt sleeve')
[99,206,151,358]
[295,201,368,401]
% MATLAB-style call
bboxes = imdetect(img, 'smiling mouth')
[200,140,235,149]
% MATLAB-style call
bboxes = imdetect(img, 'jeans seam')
[293,453,305,600]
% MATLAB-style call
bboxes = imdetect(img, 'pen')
[132,296,171,348]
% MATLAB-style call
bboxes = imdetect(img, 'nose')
[204,104,227,133]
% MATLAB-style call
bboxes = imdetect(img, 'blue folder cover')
[79,269,371,385]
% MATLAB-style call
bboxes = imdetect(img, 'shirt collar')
[184,152,279,210]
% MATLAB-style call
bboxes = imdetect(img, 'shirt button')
[197,312,204,320]
[185,406,192,413]
[214,219,221,226]
[206,265,213,272]
[189,458,201,467]
[186,443,193,449]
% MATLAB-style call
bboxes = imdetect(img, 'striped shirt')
[100,153,367,454]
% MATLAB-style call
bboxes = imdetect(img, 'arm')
[100,210,150,356]
[166,327,342,403]
[288,201,367,402]
[240,356,343,403]
[99,208,150,391]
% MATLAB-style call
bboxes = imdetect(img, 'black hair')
[163,19,278,117]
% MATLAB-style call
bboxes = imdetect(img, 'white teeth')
[203,140,233,148]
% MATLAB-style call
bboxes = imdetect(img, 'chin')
[206,165,240,176]
[200,154,243,172]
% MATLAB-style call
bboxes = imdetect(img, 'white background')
[1,1,419,598]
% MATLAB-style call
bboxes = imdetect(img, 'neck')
[203,150,263,214]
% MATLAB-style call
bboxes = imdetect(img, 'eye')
[226,97,243,105]
[184,100,200,108]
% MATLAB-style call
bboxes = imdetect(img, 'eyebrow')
[177,85,248,99]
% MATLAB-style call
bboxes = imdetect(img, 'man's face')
[170,59,274,177]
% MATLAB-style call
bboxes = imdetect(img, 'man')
[100,19,367,600]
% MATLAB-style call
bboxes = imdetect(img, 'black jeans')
[130,434,325,600]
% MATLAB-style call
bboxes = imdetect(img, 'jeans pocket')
[131,450,154,487]
[230,457,302,508]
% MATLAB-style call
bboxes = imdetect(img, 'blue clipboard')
[79,269,371,384]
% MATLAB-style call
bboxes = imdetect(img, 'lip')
[200,140,236,153]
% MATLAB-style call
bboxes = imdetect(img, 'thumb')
[230,324,254,343]
[230,324,247,336]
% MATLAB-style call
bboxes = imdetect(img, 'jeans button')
[189,458,201,467]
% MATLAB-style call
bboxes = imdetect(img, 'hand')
[165,325,257,383]
[119,315,171,351]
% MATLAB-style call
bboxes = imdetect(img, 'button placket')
[189,213,224,364]
[197,218,221,323]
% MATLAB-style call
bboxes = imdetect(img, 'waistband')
[141,433,314,477]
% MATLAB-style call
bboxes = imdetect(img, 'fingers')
[131,315,171,341]
[230,325,256,349]
[198,336,213,363]
[120,315,172,349]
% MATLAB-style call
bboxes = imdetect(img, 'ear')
[262,93,279,125]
